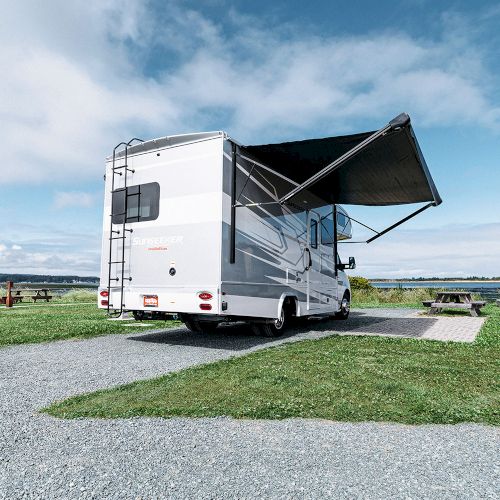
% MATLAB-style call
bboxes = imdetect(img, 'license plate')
[143,295,158,308]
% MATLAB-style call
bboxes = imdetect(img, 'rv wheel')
[334,292,350,320]
[251,307,287,337]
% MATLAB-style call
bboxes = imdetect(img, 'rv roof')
[108,131,224,161]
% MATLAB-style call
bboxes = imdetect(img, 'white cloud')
[53,191,96,209]
[0,224,101,276]
[343,223,500,278]
[0,1,499,186]
[0,247,99,276]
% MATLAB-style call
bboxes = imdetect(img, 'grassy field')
[44,304,500,425]
[0,303,179,346]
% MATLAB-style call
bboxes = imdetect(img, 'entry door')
[320,208,338,309]
[305,213,322,311]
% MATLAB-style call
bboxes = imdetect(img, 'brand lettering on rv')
[132,236,184,246]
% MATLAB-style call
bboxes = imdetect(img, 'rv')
[98,113,441,336]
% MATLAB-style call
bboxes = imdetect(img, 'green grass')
[44,304,500,425]
[0,303,179,346]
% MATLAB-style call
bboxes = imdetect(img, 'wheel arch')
[277,293,299,319]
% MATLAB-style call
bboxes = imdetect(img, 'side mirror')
[337,256,356,271]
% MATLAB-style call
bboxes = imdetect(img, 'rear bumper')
[97,286,220,315]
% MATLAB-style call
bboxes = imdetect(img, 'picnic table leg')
[470,307,479,317]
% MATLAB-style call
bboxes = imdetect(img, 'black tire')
[182,315,219,333]
[132,310,145,321]
[334,292,350,320]
[251,306,287,337]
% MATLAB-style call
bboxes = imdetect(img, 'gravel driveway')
[1,309,498,499]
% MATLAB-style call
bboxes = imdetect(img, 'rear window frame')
[111,182,160,224]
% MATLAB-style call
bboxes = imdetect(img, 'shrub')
[351,287,437,305]
[349,276,374,291]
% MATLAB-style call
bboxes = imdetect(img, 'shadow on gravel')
[128,323,291,351]
[127,310,434,350]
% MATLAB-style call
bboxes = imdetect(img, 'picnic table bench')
[423,291,485,317]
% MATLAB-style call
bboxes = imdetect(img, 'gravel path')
[1,309,498,499]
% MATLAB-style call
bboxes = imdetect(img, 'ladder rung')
[109,236,126,240]
[111,230,120,234]
[109,260,125,264]
[110,212,126,217]
[124,228,133,233]
[113,165,135,173]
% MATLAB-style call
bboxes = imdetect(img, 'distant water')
[371,281,500,301]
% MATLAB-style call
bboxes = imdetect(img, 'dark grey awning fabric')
[244,114,441,208]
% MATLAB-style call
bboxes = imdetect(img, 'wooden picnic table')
[423,291,485,317]
[1,288,53,304]
[29,288,53,302]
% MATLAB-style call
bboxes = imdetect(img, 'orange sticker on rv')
[143,295,158,307]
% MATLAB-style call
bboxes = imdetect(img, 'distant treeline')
[371,276,500,282]
[0,274,99,284]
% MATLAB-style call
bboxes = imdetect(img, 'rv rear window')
[111,182,160,224]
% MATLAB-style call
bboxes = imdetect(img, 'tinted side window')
[111,182,160,224]
[321,214,334,245]
[337,212,348,230]
[310,220,318,249]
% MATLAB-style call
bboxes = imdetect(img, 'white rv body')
[99,132,353,325]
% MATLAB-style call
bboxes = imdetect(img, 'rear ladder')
[106,138,143,315]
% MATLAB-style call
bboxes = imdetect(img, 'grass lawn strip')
[0,303,179,346]
[44,305,500,425]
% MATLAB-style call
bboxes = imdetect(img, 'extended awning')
[244,113,441,208]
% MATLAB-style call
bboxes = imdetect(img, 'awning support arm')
[366,202,435,243]
[346,216,379,234]
[278,115,411,205]
[229,143,237,263]
[333,204,338,277]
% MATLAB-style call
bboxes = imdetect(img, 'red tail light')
[198,292,213,301]
[101,299,109,306]
[199,303,212,311]
[100,290,109,297]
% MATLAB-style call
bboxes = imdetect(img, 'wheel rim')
[341,297,350,314]
[274,308,285,329]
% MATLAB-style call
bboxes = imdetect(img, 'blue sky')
[1,0,499,278]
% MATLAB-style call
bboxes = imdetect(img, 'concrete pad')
[336,309,485,343]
